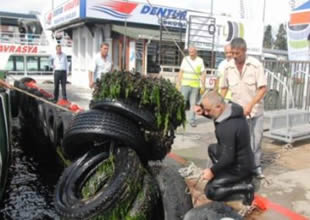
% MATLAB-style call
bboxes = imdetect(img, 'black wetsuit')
[205,102,255,204]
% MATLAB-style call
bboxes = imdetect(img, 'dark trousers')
[205,144,253,204]
[54,70,67,101]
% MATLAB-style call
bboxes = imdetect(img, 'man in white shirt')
[88,42,113,89]
[177,47,206,127]
[51,45,68,102]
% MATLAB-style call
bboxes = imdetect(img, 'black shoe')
[254,167,265,179]
[243,184,254,205]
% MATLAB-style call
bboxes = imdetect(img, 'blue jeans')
[247,115,264,168]
[181,86,200,123]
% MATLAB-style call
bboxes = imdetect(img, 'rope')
[11,86,73,113]
[178,161,207,205]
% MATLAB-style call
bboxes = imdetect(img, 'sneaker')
[189,121,197,127]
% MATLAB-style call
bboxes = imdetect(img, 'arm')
[201,72,206,91]
[243,86,267,116]
[177,70,183,90]
[0,79,11,89]
[210,126,236,176]
[221,87,228,98]
[244,63,267,116]
[88,71,94,89]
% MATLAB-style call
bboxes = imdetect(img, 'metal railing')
[0,31,72,47]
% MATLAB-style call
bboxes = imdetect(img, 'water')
[0,121,63,220]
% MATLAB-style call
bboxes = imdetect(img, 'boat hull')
[0,88,11,201]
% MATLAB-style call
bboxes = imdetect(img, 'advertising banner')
[287,24,310,61]
[44,0,81,29]
[185,12,264,55]
[86,0,187,28]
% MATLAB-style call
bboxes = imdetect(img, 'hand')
[200,87,206,95]
[89,82,94,89]
[243,103,253,116]
[193,105,203,115]
[203,168,214,180]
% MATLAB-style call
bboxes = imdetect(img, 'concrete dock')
[38,81,310,219]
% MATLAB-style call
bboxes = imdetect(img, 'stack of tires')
[13,79,193,219]
[54,100,193,219]
[12,77,74,152]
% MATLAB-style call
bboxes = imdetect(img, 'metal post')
[122,0,128,70]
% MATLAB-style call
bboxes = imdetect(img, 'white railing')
[0,31,72,47]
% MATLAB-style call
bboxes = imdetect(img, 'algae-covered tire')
[9,89,19,118]
[183,201,243,220]
[54,146,144,220]
[148,163,193,220]
[128,172,160,219]
[89,99,157,130]
[62,109,148,161]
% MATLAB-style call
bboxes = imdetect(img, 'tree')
[274,23,287,50]
[263,25,273,49]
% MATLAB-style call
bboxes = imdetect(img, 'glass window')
[39,56,51,71]
[26,56,39,71]
[6,56,24,72]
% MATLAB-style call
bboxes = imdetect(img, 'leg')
[248,115,264,173]
[181,86,191,122]
[54,71,61,101]
[205,172,254,205]
[60,71,67,100]
[188,87,200,125]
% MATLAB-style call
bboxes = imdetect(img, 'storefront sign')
[185,12,264,55]
[86,0,187,28]
[44,0,81,29]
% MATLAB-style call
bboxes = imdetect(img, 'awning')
[290,0,310,25]
[112,25,184,42]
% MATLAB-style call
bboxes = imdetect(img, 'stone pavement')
[38,82,310,219]
[172,114,310,219]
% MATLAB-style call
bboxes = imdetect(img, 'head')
[100,42,109,58]
[56,45,62,55]
[224,44,233,61]
[188,47,197,59]
[200,91,226,120]
[230,38,247,65]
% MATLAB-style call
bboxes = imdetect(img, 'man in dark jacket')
[194,91,255,205]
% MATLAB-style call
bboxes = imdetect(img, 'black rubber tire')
[148,162,193,220]
[62,109,147,161]
[54,146,144,220]
[54,111,73,148]
[41,103,50,137]
[9,89,19,118]
[183,201,243,220]
[46,106,58,144]
[90,99,157,130]
[128,172,160,219]
[264,89,279,111]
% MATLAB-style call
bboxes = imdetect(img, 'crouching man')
[194,91,255,205]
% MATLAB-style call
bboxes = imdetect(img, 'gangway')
[263,69,310,147]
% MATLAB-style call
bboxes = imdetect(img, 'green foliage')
[263,25,273,49]
[81,154,115,199]
[274,23,287,50]
[92,71,186,135]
